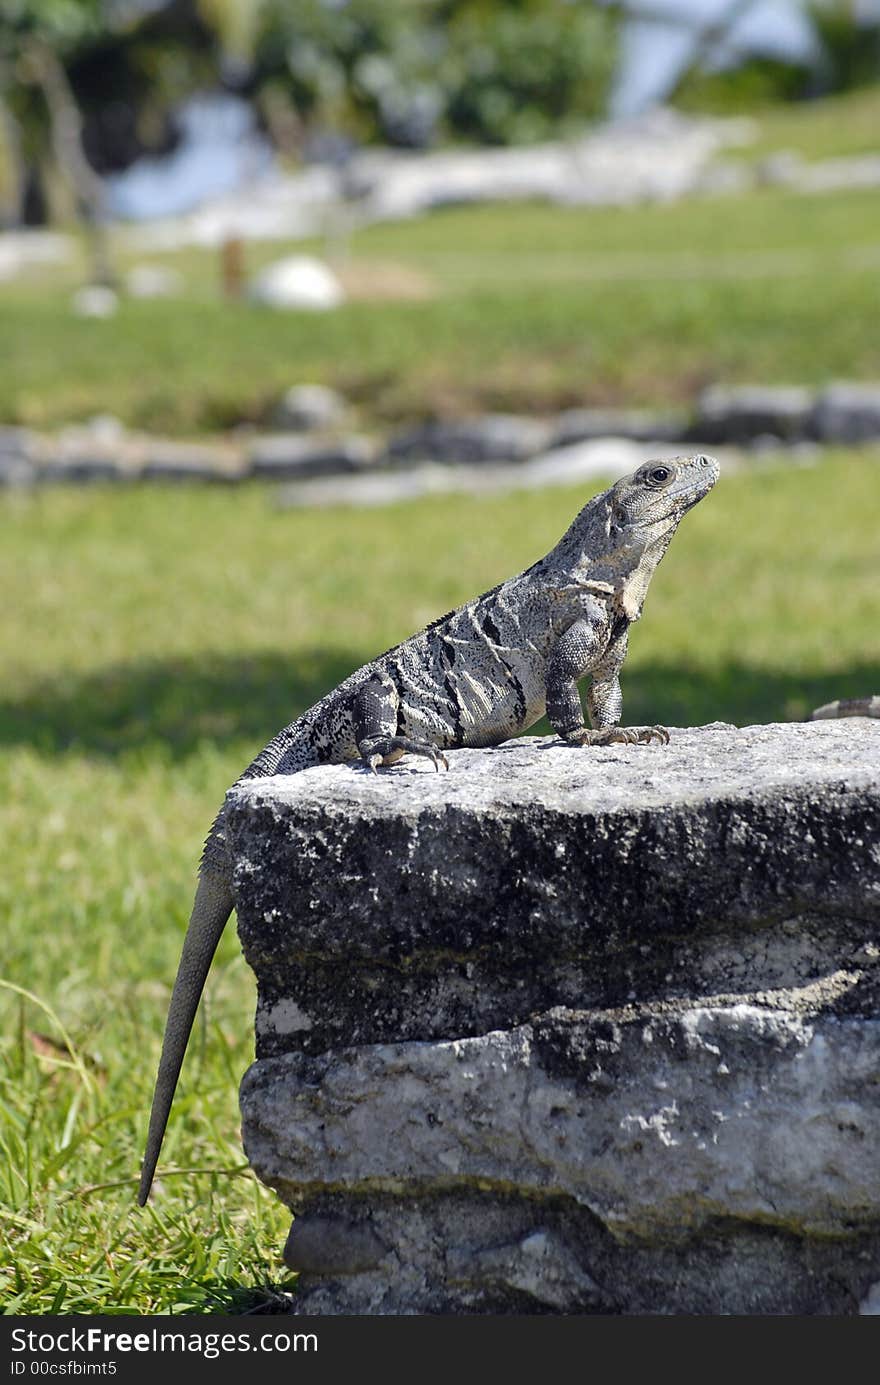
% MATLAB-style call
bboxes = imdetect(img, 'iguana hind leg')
[353,671,448,772]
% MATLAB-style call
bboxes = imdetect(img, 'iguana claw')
[635,725,670,745]
[361,736,449,772]
[566,725,670,747]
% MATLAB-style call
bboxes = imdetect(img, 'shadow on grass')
[1,648,878,760]
[0,649,358,760]
[177,1279,300,1316]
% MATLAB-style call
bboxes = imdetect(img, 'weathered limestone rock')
[229,721,880,1315]
[551,407,690,447]
[248,433,375,480]
[275,440,655,510]
[0,428,38,488]
[386,415,552,466]
[139,442,243,484]
[272,384,349,433]
[813,383,880,444]
[692,385,814,444]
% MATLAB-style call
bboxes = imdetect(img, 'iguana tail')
[137,867,233,1205]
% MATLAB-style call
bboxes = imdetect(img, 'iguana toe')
[565,727,630,747]
[565,725,669,747]
[360,735,449,771]
[635,725,670,745]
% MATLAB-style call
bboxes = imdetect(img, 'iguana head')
[594,453,719,620]
[609,453,719,535]
[541,452,719,620]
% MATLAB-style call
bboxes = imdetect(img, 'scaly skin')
[810,696,880,721]
[138,452,719,1205]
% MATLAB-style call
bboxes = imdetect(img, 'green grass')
[733,84,880,164]
[1,451,879,1313]
[2,180,878,432]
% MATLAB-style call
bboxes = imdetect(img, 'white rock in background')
[387,414,552,466]
[276,439,650,509]
[0,230,73,281]
[515,437,650,488]
[273,383,348,431]
[249,256,344,311]
[249,433,374,480]
[756,149,806,186]
[0,425,38,488]
[127,166,339,253]
[795,153,880,194]
[695,385,815,444]
[813,382,880,443]
[85,414,126,444]
[71,284,119,318]
[125,263,184,298]
[348,109,756,220]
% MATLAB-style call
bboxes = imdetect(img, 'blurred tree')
[810,0,880,95]
[197,0,268,82]
[0,0,113,274]
[0,1,619,234]
[441,0,618,144]
[253,0,618,149]
[669,0,880,113]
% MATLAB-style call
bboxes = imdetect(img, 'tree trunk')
[23,39,115,285]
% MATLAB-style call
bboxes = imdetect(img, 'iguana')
[137,451,719,1205]
[810,696,880,720]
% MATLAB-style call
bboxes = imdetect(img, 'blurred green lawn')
[2,184,879,432]
[1,452,878,1312]
[2,88,879,433]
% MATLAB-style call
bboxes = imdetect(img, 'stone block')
[229,722,880,1314]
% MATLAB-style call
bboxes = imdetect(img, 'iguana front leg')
[588,627,668,744]
[584,670,669,745]
[547,616,668,747]
[353,671,449,772]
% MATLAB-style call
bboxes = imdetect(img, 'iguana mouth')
[678,456,719,507]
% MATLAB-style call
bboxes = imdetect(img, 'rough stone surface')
[273,384,349,432]
[0,429,38,487]
[813,383,880,444]
[274,439,669,509]
[0,453,37,488]
[230,722,880,1314]
[348,110,753,220]
[692,386,814,444]
[248,433,375,480]
[139,440,242,483]
[40,456,129,485]
[8,384,880,491]
[551,408,690,447]
[793,154,880,195]
[386,415,552,466]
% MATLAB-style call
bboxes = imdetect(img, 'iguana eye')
[647,466,671,485]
